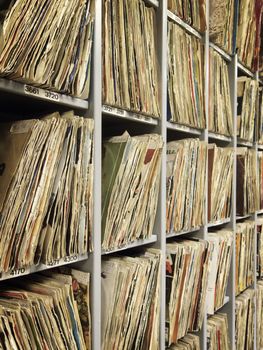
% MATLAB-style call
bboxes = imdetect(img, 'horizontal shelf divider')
[0,253,89,282]
[207,217,231,228]
[236,214,252,221]
[167,10,202,39]
[166,226,201,239]
[209,42,232,62]
[167,121,203,135]
[208,131,232,142]
[237,62,255,78]
[0,78,89,110]
[207,296,230,316]
[143,0,159,7]
[237,138,254,147]
[235,283,255,298]
[256,209,263,215]
[102,104,159,125]
[101,235,158,255]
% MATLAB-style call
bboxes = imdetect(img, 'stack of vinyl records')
[237,77,258,142]
[258,152,263,210]
[209,48,233,136]
[167,21,205,129]
[257,281,263,350]
[167,334,200,350]
[166,239,212,345]
[257,219,263,278]
[208,145,234,223]
[101,249,161,350]
[236,289,255,350]
[207,230,233,314]
[167,0,206,32]
[102,132,162,251]
[0,270,91,349]
[0,0,94,98]
[207,313,230,350]
[237,0,258,69]
[0,113,94,272]
[209,0,235,54]
[103,0,160,117]
[256,87,263,144]
[236,148,259,216]
[236,222,255,296]
[166,139,207,234]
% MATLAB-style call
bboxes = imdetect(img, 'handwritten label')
[24,85,60,102]
[64,255,78,263]
[9,268,26,277]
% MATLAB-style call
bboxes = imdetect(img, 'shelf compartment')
[167,121,202,135]
[237,138,253,147]
[207,217,231,228]
[0,253,89,282]
[237,62,255,78]
[102,105,159,125]
[208,131,232,142]
[166,226,201,239]
[209,42,232,62]
[0,78,89,110]
[167,10,202,39]
[101,235,158,255]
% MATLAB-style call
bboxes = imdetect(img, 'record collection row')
[0,0,263,138]
[2,218,263,349]
[1,0,263,350]
[2,118,263,349]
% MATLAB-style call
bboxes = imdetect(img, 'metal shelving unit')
[167,10,203,39]
[167,121,203,135]
[207,217,231,228]
[166,227,201,239]
[0,78,89,110]
[209,42,232,62]
[0,253,89,282]
[101,235,158,255]
[208,131,232,143]
[237,138,254,147]
[236,214,253,221]
[237,61,255,78]
[144,0,159,6]
[102,104,159,125]
[0,0,262,349]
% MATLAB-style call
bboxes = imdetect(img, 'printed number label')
[24,85,60,101]
[46,259,60,267]
[44,91,59,101]
[64,255,78,263]
[24,85,39,95]
[10,268,26,276]
[103,105,113,112]
[116,108,124,115]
